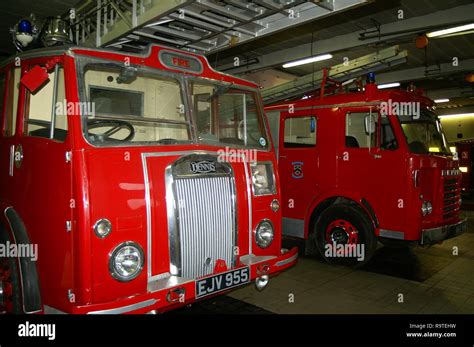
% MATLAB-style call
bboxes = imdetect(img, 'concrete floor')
[225,211,474,314]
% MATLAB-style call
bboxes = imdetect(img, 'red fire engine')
[265,75,466,266]
[0,44,297,314]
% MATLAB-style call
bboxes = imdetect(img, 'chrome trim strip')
[87,299,158,315]
[239,254,276,265]
[379,229,405,240]
[9,145,14,177]
[276,253,298,267]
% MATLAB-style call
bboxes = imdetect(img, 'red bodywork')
[455,140,474,194]
[265,83,466,246]
[0,45,297,314]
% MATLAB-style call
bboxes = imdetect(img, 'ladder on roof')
[68,0,370,54]
[261,45,409,104]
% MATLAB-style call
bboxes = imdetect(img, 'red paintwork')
[0,45,297,314]
[266,83,462,243]
[455,140,474,193]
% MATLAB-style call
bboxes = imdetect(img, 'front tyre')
[314,204,376,267]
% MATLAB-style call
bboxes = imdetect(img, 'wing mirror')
[364,115,376,135]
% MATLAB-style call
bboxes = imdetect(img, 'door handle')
[9,145,14,177]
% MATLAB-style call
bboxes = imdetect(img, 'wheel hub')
[326,219,359,245]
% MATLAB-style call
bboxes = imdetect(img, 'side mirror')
[21,65,50,93]
[364,115,376,135]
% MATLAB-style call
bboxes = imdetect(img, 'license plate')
[195,267,250,299]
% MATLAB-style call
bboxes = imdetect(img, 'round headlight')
[426,201,433,215]
[421,202,428,216]
[93,218,112,238]
[255,220,274,249]
[421,201,433,216]
[109,242,144,281]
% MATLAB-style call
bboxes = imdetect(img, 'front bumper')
[420,219,467,245]
[58,247,298,314]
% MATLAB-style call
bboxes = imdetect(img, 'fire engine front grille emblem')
[190,160,216,174]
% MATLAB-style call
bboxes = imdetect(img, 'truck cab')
[0,44,297,314]
[265,78,466,266]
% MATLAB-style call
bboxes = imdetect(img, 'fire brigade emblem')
[292,161,304,179]
[190,160,216,174]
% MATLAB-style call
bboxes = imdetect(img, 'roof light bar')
[427,23,474,38]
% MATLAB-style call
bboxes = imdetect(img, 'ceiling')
[0,0,473,110]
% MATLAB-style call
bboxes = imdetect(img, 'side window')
[3,67,21,137]
[25,66,68,141]
[284,116,316,148]
[380,115,398,150]
[345,112,376,149]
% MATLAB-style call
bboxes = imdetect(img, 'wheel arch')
[304,191,379,239]
[1,206,42,313]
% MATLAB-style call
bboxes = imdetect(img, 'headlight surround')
[255,220,274,249]
[109,241,144,281]
[421,201,433,216]
[251,162,276,196]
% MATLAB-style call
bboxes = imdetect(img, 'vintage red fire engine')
[265,74,466,266]
[0,44,297,314]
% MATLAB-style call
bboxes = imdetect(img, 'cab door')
[8,59,74,309]
[278,111,318,238]
[339,108,406,237]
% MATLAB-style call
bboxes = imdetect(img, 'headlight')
[109,242,144,281]
[251,162,276,196]
[421,201,433,216]
[460,167,468,173]
[255,220,274,249]
[93,218,112,238]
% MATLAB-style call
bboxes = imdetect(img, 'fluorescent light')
[283,54,333,68]
[434,99,450,103]
[427,23,474,38]
[378,82,400,89]
[439,113,474,119]
[429,147,440,153]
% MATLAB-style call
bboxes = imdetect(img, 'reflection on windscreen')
[191,82,267,149]
[400,111,449,154]
[83,64,190,145]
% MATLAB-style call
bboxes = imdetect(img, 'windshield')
[399,110,450,155]
[78,61,268,149]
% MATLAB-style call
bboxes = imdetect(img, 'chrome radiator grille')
[166,154,237,279]
[175,176,236,278]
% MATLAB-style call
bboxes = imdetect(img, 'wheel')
[314,204,376,267]
[0,229,22,313]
